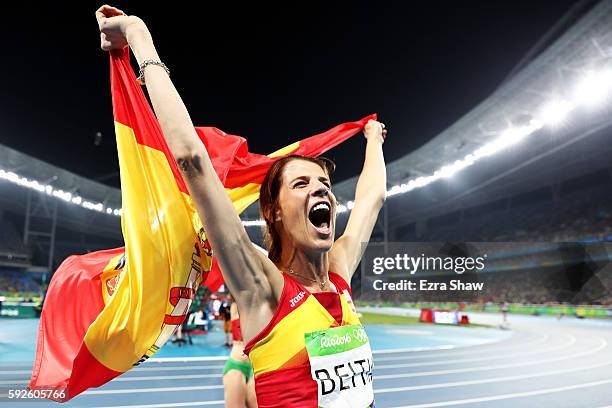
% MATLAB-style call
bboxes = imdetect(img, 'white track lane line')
[0,370,30,375]
[131,365,224,372]
[0,368,225,385]
[375,334,575,369]
[0,379,28,384]
[0,385,223,399]
[374,332,549,362]
[374,359,612,393]
[387,378,612,407]
[114,374,221,382]
[0,373,226,386]
[148,356,228,362]
[372,346,455,354]
[95,401,224,408]
[0,364,225,376]
[0,365,224,376]
[82,384,224,395]
[2,372,225,386]
[375,337,606,379]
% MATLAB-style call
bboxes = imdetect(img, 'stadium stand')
[355,170,612,307]
[396,172,612,243]
[0,269,41,296]
[0,218,32,267]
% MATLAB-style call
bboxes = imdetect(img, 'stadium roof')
[242,0,612,224]
[0,144,122,240]
[0,144,121,205]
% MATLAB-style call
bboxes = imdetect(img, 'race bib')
[305,324,374,408]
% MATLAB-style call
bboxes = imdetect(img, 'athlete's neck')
[279,248,330,291]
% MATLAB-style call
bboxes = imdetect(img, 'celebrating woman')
[96,5,386,407]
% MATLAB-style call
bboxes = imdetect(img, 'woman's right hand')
[95,5,146,51]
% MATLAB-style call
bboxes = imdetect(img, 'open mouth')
[308,201,331,231]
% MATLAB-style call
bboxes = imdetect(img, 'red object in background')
[460,314,470,324]
[420,308,433,323]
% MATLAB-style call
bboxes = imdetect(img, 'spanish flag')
[28,48,374,401]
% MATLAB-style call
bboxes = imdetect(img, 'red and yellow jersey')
[244,272,363,408]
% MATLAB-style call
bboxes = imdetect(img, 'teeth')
[312,203,330,212]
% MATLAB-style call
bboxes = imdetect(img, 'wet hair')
[259,155,335,263]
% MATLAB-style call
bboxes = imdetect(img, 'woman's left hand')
[364,119,387,143]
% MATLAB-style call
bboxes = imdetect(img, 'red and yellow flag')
[28,48,374,401]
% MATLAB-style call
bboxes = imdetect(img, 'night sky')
[1,1,579,187]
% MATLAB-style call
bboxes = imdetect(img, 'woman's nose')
[312,184,329,197]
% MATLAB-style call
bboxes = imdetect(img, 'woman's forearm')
[126,24,209,163]
[95,6,273,311]
[354,138,386,207]
[332,130,386,278]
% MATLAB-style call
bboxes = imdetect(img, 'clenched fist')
[363,119,387,143]
[95,5,145,51]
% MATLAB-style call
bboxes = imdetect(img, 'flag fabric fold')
[29,47,374,401]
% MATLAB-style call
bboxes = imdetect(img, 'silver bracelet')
[136,60,170,85]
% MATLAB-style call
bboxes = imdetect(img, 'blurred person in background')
[219,295,233,348]
[223,302,256,407]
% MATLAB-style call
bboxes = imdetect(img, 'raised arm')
[95,6,280,310]
[331,120,387,281]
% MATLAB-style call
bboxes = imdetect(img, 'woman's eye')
[293,181,307,188]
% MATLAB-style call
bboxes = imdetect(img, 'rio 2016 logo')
[352,327,368,343]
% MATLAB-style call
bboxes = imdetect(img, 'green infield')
[359,312,421,325]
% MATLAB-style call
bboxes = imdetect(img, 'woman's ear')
[263,205,280,223]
